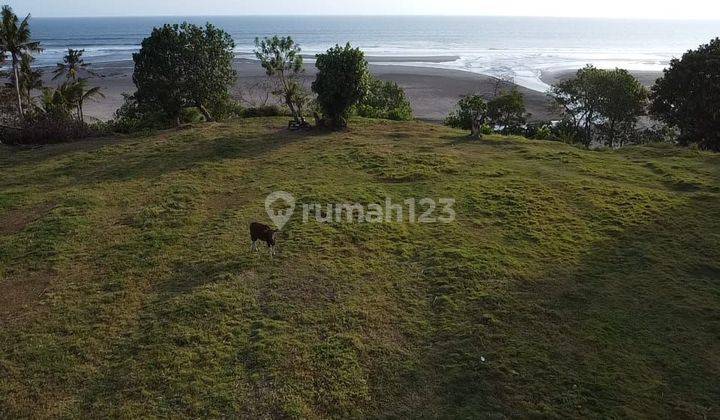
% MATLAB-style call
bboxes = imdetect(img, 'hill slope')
[1,118,719,417]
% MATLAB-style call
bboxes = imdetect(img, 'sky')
[9,0,720,20]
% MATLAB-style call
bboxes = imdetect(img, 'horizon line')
[27,14,720,22]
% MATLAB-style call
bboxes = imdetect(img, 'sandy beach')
[42,58,559,123]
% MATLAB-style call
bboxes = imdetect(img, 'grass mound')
[1,118,719,417]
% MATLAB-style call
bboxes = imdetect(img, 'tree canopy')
[487,89,527,135]
[651,38,720,151]
[312,43,369,129]
[132,23,236,124]
[551,66,647,148]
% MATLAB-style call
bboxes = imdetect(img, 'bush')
[111,94,172,134]
[651,38,720,151]
[525,122,552,140]
[356,78,413,121]
[180,107,205,124]
[445,94,488,138]
[5,115,93,145]
[487,90,527,135]
[312,43,370,130]
[241,105,287,118]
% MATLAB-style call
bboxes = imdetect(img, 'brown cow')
[250,222,279,256]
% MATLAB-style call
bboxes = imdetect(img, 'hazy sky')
[10,0,720,19]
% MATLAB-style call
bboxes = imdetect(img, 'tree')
[254,36,308,124]
[312,43,369,130]
[550,65,647,148]
[595,69,648,148]
[356,77,413,121]
[132,23,236,125]
[52,48,97,81]
[487,89,527,134]
[70,79,104,122]
[8,53,43,109]
[445,94,488,138]
[651,38,720,151]
[0,5,42,116]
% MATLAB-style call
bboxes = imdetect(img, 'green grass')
[1,117,719,418]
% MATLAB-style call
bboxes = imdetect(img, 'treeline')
[0,8,412,144]
[445,38,720,151]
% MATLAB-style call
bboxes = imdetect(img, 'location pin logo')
[265,191,295,229]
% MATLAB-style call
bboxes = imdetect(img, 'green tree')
[356,77,413,121]
[0,5,42,116]
[132,23,236,125]
[445,94,488,138]
[8,53,43,109]
[651,38,720,151]
[52,48,97,81]
[254,36,307,124]
[71,79,104,122]
[312,43,369,129]
[487,89,527,134]
[551,65,647,148]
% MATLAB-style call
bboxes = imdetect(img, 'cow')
[250,222,279,256]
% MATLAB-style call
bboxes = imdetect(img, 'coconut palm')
[0,5,42,116]
[9,53,43,108]
[53,48,97,81]
[66,79,104,122]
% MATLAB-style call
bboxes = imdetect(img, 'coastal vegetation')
[355,77,413,121]
[254,36,308,126]
[312,43,370,129]
[550,66,649,148]
[0,5,104,144]
[132,23,236,125]
[651,37,720,151]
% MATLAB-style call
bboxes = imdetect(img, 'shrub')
[445,94,488,138]
[356,78,413,121]
[5,115,93,145]
[111,93,171,134]
[651,38,720,151]
[241,105,287,118]
[312,43,370,130]
[525,122,552,140]
[487,89,527,134]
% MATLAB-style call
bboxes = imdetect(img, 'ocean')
[26,16,720,91]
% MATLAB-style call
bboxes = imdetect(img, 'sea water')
[26,15,720,91]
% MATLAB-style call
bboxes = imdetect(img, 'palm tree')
[10,53,43,109]
[64,79,104,122]
[0,5,42,116]
[53,48,97,81]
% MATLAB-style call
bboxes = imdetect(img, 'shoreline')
[35,57,662,123]
[37,58,560,123]
[34,57,664,123]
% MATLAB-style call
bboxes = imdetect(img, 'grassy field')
[1,117,719,418]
